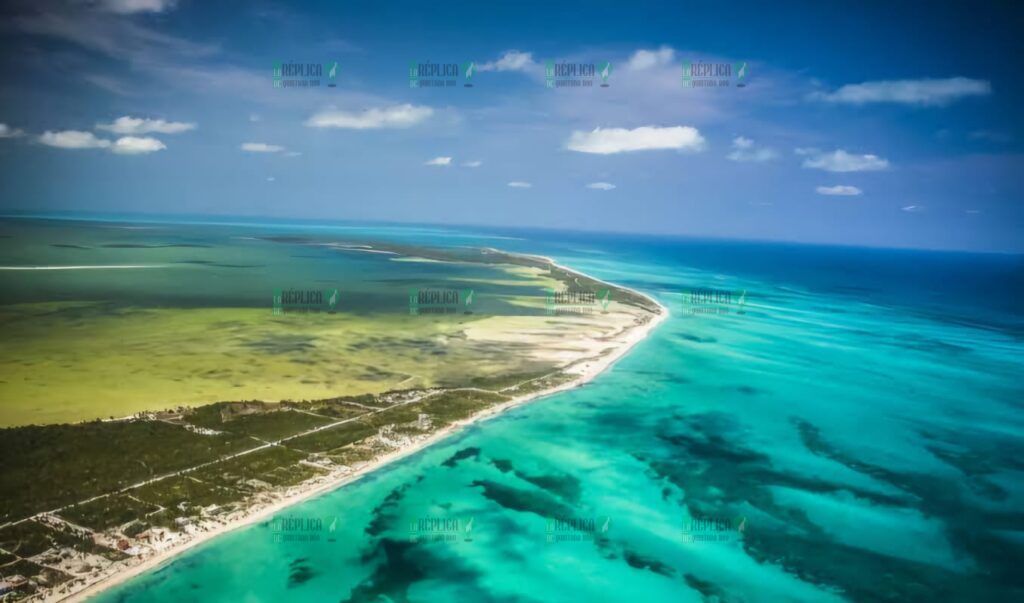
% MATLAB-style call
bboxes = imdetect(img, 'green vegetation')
[457,370,555,391]
[0,521,55,558]
[326,446,379,466]
[61,495,160,532]
[131,476,242,514]
[189,446,323,491]
[502,372,578,396]
[0,369,606,541]
[0,369,617,601]
[1,558,70,590]
[183,402,334,442]
[351,240,660,313]
[0,520,123,561]
[363,390,507,429]
[284,399,369,419]
[287,420,378,454]
[0,421,250,523]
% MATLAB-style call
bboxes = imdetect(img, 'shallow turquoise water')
[20,216,1017,602]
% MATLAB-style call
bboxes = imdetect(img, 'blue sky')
[0,0,1021,252]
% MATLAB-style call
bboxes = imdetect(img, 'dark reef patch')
[343,538,521,603]
[512,470,582,503]
[470,480,573,519]
[684,573,730,601]
[491,459,514,473]
[677,333,718,344]
[442,447,481,468]
[365,479,420,537]
[287,557,317,588]
[622,549,675,578]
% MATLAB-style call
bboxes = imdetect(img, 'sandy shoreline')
[62,260,669,603]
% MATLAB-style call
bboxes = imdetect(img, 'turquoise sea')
[21,216,1019,602]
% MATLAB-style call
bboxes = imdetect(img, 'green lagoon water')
[4,217,1022,601]
[0,218,565,425]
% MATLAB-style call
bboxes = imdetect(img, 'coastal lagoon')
[0,218,595,426]
[5,217,1023,601]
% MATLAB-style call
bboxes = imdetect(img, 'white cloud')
[38,130,166,155]
[478,51,535,72]
[39,130,111,149]
[901,205,923,212]
[305,104,433,129]
[0,123,25,138]
[111,136,165,154]
[797,148,889,172]
[816,185,863,196]
[240,142,284,153]
[586,182,616,190]
[726,136,778,162]
[100,0,178,14]
[965,209,981,214]
[96,116,195,135]
[627,46,675,71]
[507,181,532,188]
[249,114,261,122]
[810,77,991,106]
[285,151,302,157]
[462,160,482,168]
[266,176,275,182]
[566,126,706,155]
[425,156,452,166]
